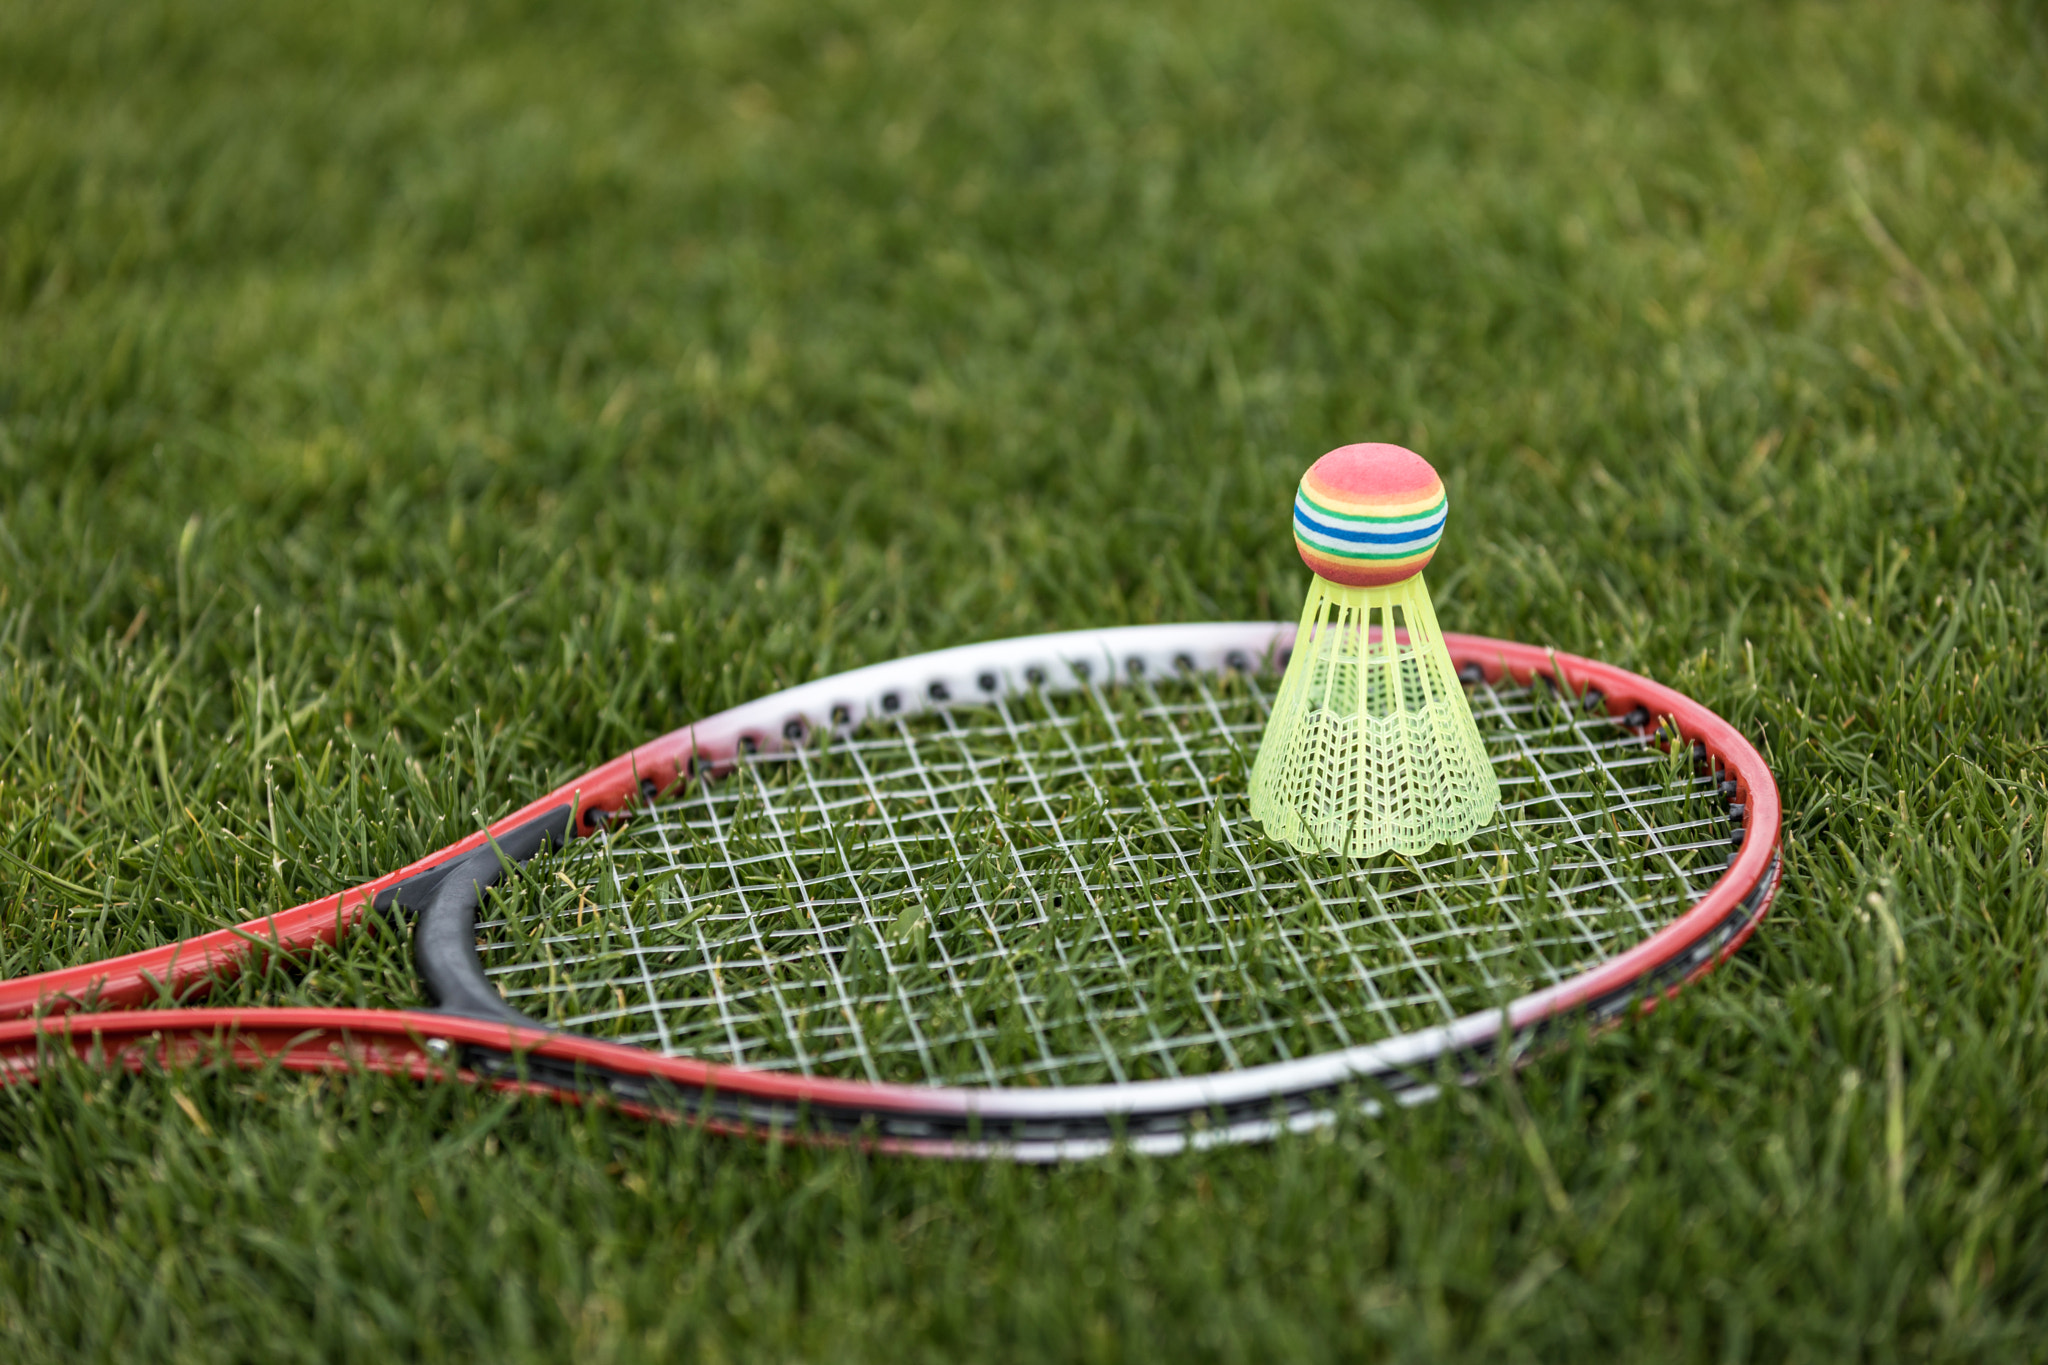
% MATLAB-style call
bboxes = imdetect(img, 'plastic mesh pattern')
[472,666,1732,1090]
[1249,575,1499,857]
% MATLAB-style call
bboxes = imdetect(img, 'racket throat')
[389,804,574,1029]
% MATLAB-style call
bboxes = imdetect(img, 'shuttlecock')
[1248,443,1500,858]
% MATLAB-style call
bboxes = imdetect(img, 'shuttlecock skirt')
[1249,574,1499,858]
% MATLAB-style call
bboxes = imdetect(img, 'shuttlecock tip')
[1292,443,1447,588]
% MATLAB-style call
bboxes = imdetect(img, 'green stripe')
[1298,488,1447,524]
[1296,537,1434,563]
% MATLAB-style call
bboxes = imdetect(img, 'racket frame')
[0,624,1782,1159]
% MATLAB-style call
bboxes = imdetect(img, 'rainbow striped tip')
[1291,443,1447,588]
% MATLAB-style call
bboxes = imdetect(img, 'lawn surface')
[3,0,2046,1359]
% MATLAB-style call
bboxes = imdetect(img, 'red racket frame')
[0,629,1782,1157]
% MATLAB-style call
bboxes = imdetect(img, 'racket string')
[476,675,1731,1085]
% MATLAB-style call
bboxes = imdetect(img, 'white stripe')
[1293,520,1440,558]
[1293,490,1446,537]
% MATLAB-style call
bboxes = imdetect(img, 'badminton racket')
[0,622,1781,1159]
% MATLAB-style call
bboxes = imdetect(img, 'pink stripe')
[1302,443,1441,510]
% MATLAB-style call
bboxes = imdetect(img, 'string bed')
[477,672,1734,1088]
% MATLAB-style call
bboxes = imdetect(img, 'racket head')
[0,624,1781,1159]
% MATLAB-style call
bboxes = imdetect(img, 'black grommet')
[1458,663,1485,684]
[1072,661,1092,681]
[1623,706,1651,729]
[1721,779,1738,800]
[978,672,998,693]
[928,681,950,702]
[1225,651,1249,672]
[783,718,807,741]
[588,808,609,828]
[1277,650,1292,670]
[881,692,901,713]
[1729,803,1746,822]
[738,734,759,753]
[640,778,659,802]
[1582,688,1605,710]
[1025,666,1046,686]
[1126,656,1145,677]
[831,703,852,726]
[1174,653,1195,674]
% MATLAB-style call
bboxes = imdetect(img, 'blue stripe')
[1295,527,1435,560]
[1294,505,1445,547]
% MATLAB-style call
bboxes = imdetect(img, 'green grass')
[1,0,2045,1357]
